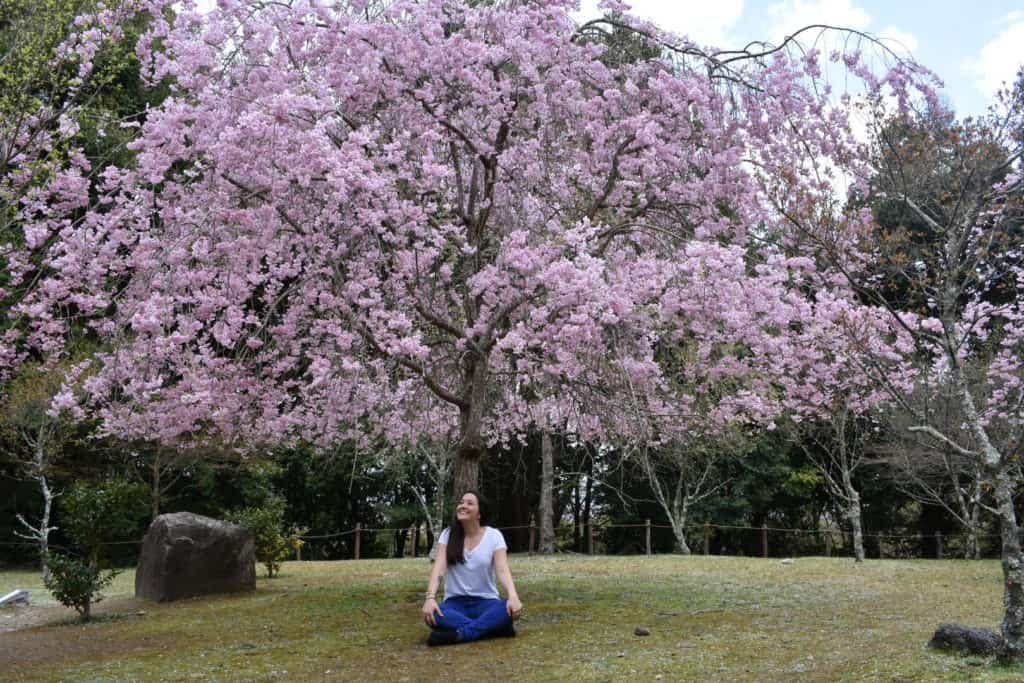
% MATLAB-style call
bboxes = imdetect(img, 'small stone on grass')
[635,626,651,636]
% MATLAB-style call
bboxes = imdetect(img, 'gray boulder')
[135,512,255,602]
[928,623,1003,655]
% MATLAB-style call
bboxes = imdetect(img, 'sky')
[578,0,1024,117]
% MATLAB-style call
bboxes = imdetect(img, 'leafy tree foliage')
[60,475,146,567]
[226,495,305,579]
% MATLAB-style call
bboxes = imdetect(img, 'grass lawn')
[1,554,1022,681]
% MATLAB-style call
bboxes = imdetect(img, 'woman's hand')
[422,597,443,627]
[506,596,523,620]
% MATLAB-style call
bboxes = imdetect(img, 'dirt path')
[0,603,73,634]
[0,598,149,668]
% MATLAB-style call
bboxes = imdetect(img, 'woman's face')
[455,493,481,524]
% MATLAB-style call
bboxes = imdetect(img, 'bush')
[43,552,119,622]
[226,496,306,578]
[61,476,147,567]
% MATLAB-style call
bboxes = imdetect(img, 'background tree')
[782,75,1024,656]
[0,0,168,377]
[59,474,146,568]
[0,362,84,578]
[381,438,452,542]
[634,439,734,555]
[42,474,144,620]
[878,381,989,558]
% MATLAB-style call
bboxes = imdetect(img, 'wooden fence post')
[703,522,711,556]
[877,533,884,560]
[354,523,361,560]
[645,519,652,557]
[762,522,768,558]
[587,521,594,555]
[936,531,943,560]
[528,517,536,556]
[296,544,302,562]
[412,524,419,558]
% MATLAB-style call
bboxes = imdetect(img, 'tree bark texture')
[453,442,481,494]
[994,467,1024,660]
[842,477,865,563]
[671,522,692,555]
[453,357,488,493]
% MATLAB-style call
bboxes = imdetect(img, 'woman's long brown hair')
[445,489,485,566]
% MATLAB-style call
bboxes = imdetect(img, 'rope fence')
[2,521,1007,562]
[289,520,1007,561]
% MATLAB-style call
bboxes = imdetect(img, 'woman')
[421,490,523,646]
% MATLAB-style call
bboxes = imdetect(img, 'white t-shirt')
[436,526,507,599]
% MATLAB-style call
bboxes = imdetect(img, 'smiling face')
[455,492,481,525]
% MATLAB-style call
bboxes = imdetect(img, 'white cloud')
[965,12,1024,99]
[576,0,745,48]
[877,25,918,57]
[765,0,870,43]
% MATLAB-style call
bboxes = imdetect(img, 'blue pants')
[431,596,512,642]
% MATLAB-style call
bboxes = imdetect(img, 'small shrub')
[43,552,119,622]
[61,476,147,567]
[226,496,306,578]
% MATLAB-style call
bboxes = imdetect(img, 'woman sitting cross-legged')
[422,490,523,646]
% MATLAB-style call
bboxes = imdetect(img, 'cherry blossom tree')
[868,94,1024,655]
[781,76,1024,656]
[2,0,949,578]
[780,290,918,562]
[9,0,923,492]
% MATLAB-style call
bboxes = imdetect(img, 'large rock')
[135,512,255,602]
[928,623,1003,656]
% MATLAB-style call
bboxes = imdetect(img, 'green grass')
[0,566,136,607]
[2,555,1023,681]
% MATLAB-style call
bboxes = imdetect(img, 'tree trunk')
[841,479,865,562]
[572,481,581,551]
[994,466,1024,660]
[38,474,54,583]
[585,466,593,536]
[453,444,481,494]
[968,478,982,560]
[966,527,980,560]
[847,501,865,563]
[955,369,1024,658]
[17,471,57,583]
[538,431,556,554]
[670,520,692,555]
[453,360,488,493]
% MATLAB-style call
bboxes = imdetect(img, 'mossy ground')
[2,555,1022,681]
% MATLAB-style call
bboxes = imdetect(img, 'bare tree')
[383,438,453,542]
[0,364,79,580]
[633,440,733,555]
[876,382,990,558]
[794,402,873,562]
